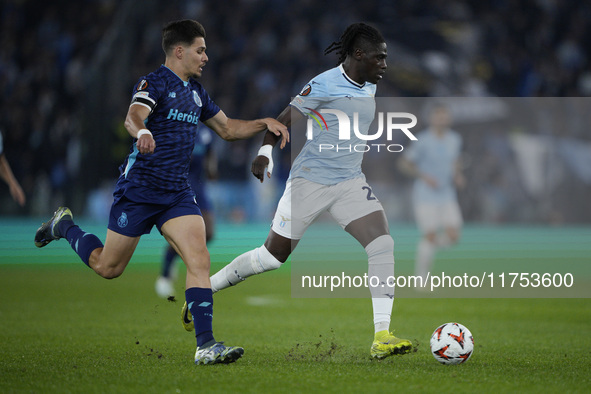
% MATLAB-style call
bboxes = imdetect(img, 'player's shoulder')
[298,66,340,96]
[188,78,209,95]
[134,66,168,91]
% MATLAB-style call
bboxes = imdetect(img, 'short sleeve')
[289,77,329,115]
[196,86,220,122]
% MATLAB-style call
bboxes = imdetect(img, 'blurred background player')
[0,130,26,207]
[34,19,288,365]
[156,125,217,298]
[190,23,413,360]
[398,103,465,284]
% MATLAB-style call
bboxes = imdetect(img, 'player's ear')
[174,45,184,59]
[353,47,364,60]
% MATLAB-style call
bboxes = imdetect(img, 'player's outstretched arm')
[124,104,156,155]
[251,106,305,182]
[204,110,289,146]
[0,154,25,207]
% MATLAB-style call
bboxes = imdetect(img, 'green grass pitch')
[1,219,590,393]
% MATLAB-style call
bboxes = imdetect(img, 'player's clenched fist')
[251,155,270,182]
[136,130,156,154]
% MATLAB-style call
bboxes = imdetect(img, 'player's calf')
[210,246,282,292]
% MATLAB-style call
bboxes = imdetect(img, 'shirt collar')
[339,64,365,88]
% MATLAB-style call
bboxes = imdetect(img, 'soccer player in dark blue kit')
[34,20,288,365]
[156,125,217,298]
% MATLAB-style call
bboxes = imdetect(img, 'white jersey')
[404,128,462,203]
[289,64,376,185]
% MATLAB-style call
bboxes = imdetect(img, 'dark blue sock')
[162,247,177,277]
[185,287,215,347]
[64,225,104,267]
[57,219,75,238]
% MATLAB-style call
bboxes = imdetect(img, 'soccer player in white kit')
[398,103,465,284]
[183,23,413,359]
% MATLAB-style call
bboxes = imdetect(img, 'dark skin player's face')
[358,42,387,85]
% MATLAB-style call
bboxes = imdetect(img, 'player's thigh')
[328,178,384,232]
[98,229,141,269]
[413,202,441,235]
[441,200,463,229]
[160,215,209,269]
[442,201,463,241]
[272,178,332,240]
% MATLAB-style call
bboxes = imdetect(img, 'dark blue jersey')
[120,65,220,191]
[190,125,213,181]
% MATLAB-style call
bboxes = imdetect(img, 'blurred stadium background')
[1,0,590,224]
[1,3,590,391]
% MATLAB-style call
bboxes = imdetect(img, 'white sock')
[366,235,395,333]
[415,238,436,283]
[372,299,393,334]
[210,245,281,293]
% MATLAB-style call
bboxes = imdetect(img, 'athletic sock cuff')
[80,234,104,266]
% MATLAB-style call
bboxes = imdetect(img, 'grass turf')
[1,220,590,393]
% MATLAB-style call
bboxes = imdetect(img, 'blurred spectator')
[0,129,25,207]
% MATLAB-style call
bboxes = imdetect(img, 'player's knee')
[448,231,460,244]
[255,245,282,273]
[424,232,437,244]
[92,256,127,279]
[96,265,124,279]
[185,254,211,277]
[365,235,394,258]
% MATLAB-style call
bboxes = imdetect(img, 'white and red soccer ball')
[430,322,474,365]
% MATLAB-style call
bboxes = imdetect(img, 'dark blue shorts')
[108,178,202,237]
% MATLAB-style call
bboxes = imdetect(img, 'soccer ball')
[430,322,474,365]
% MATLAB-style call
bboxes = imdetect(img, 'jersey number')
[362,186,376,201]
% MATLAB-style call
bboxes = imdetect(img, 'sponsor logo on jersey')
[193,90,202,107]
[168,92,176,98]
[167,109,200,125]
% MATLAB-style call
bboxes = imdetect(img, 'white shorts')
[413,200,463,234]
[272,177,384,240]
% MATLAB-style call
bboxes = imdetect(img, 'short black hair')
[162,20,206,55]
[324,23,385,65]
